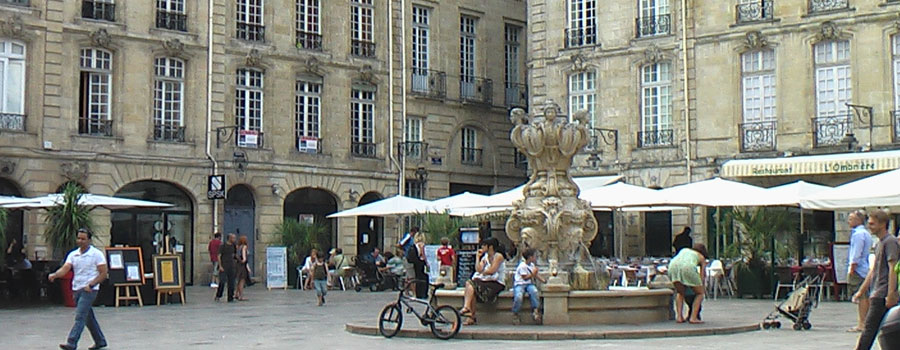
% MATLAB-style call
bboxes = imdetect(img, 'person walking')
[854,209,899,350]
[215,234,237,302]
[234,235,250,301]
[48,228,108,350]
[208,232,222,288]
[847,210,873,332]
[312,252,328,306]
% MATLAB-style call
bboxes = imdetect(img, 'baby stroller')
[762,276,816,330]
[353,257,388,292]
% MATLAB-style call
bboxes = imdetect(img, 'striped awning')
[721,149,900,177]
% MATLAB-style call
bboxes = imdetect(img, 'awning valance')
[721,149,900,177]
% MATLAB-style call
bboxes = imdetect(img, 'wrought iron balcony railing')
[514,149,528,170]
[82,1,115,22]
[892,111,900,144]
[460,76,493,105]
[812,114,852,148]
[808,0,849,13]
[351,40,376,58]
[410,69,446,99]
[0,0,29,6]
[739,120,776,152]
[296,31,323,51]
[156,11,187,32]
[736,0,774,23]
[505,83,528,109]
[565,27,598,48]
[398,141,427,161]
[153,124,186,142]
[79,117,114,137]
[461,147,483,165]
[637,129,674,148]
[352,141,376,158]
[236,23,265,42]
[636,14,671,38]
[236,130,264,148]
[0,113,25,131]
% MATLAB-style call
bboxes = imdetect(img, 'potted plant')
[43,183,94,306]
[726,207,795,299]
[276,218,327,287]
[417,212,474,246]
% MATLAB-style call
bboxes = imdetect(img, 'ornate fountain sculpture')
[505,101,599,289]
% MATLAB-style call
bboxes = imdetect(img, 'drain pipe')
[205,0,219,233]
[388,0,403,195]
[400,0,408,197]
[680,0,693,228]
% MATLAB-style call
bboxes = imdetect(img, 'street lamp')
[845,103,874,151]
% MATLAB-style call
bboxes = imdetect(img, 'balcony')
[351,40,376,58]
[296,32,322,51]
[636,14,671,38]
[461,147,483,166]
[156,11,187,32]
[352,141,376,158]
[637,129,674,148]
[0,113,25,131]
[236,23,265,42]
[808,0,849,14]
[736,0,774,23]
[514,150,528,170]
[892,111,900,144]
[0,0,29,6]
[399,141,427,161]
[153,124,186,142]
[460,77,493,105]
[505,83,528,109]
[79,117,113,137]
[82,1,115,22]
[410,69,446,99]
[565,27,597,48]
[739,121,776,152]
[812,114,851,148]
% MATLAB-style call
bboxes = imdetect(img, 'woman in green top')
[667,243,708,324]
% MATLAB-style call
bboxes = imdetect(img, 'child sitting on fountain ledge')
[512,248,546,325]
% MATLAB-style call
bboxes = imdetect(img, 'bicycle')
[377,280,461,340]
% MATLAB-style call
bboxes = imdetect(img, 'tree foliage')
[277,218,328,264]
[44,183,94,258]
[416,212,475,245]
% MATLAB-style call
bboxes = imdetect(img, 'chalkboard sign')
[266,246,288,290]
[456,250,477,287]
[105,247,145,285]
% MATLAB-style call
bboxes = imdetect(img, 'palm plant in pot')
[726,207,796,298]
[44,183,94,306]
[277,218,327,287]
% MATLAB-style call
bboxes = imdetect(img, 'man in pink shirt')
[208,232,222,288]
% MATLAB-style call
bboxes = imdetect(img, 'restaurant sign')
[722,150,900,177]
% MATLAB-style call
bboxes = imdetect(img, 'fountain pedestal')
[540,274,571,325]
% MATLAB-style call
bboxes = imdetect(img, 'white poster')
[833,243,849,284]
[109,252,123,269]
[266,246,288,290]
[424,245,441,283]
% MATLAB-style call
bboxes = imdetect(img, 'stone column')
[540,283,570,325]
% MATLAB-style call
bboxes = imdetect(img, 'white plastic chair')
[296,266,309,290]
[706,260,729,299]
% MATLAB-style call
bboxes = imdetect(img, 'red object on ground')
[60,270,75,307]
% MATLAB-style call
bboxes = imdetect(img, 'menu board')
[266,246,288,290]
[832,243,849,284]
[106,247,145,285]
[456,250,477,287]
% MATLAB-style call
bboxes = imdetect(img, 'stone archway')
[283,188,339,250]
[356,192,383,256]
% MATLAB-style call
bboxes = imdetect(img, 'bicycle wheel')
[429,305,461,340]
[378,303,403,338]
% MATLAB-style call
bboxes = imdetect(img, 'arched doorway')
[0,178,24,257]
[283,188,338,250]
[357,192,383,256]
[224,185,255,274]
[111,181,195,284]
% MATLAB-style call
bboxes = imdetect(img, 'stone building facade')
[0,0,525,284]
[528,0,900,257]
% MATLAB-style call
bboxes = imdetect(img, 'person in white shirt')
[49,228,108,350]
[512,248,545,325]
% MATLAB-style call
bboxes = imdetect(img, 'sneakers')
[533,310,543,325]
[210,282,218,288]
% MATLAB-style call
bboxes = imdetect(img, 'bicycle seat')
[431,283,445,289]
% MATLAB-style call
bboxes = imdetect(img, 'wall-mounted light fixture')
[348,188,360,202]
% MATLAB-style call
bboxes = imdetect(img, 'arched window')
[639,62,673,147]
[0,39,25,131]
[153,57,185,142]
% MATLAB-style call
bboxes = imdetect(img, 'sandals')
[459,308,472,317]
[463,317,477,326]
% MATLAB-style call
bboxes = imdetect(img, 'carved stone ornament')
[0,16,24,38]
[0,159,15,176]
[358,64,376,84]
[162,38,184,57]
[571,53,587,72]
[60,162,88,182]
[245,48,263,67]
[817,21,840,41]
[304,56,321,75]
[744,31,768,50]
[505,100,598,267]
[90,29,111,48]
[643,44,664,64]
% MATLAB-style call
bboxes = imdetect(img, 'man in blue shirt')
[848,210,873,332]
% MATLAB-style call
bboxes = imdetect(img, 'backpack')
[406,245,419,263]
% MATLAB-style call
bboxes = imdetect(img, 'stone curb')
[344,322,761,340]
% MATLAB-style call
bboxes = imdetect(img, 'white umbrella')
[0,195,32,206]
[580,182,669,208]
[800,168,900,209]
[766,181,831,206]
[428,192,489,212]
[656,177,772,207]
[2,193,173,210]
[453,175,623,210]
[326,195,434,218]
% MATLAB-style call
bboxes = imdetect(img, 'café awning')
[720,149,900,177]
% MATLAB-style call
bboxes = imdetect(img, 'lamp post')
[845,103,874,151]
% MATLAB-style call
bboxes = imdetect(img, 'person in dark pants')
[854,210,899,350]
[412,233,428,299]
[215,234,237,302]
[49,228,108,350]
[672,227,692,255]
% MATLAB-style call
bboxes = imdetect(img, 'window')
[295,79,321,153]
[404,117,423,159]
[461,127,481,165]
[79,48,113,136]
[459,16,477,99]
[156,0,187,31]
[893,35,900,113]
[637,0,670,37]
[813,40,851,147]
[568,71,597,129]
[82,0,116,22]
[235,69,264,148]
[236,0,265,41]
[153,57,185,142]
[505,24,525,108]
[1,0,29,7]
[567,0,596,47]
[296,0,321,51]
[740,49,776,151]
[639,62,673,147]
[736,0,773,23]
[809,0,849,13]
[0,40,25,131]
[351,87,375,157]
[405,180,424,199]
[351,0,375,57]
[411,6,430,93]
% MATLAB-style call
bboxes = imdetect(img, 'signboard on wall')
[207,175,225,200]
[266,246,288,290]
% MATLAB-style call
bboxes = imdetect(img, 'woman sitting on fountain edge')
[460,237,507,325]
[667,243,709,324]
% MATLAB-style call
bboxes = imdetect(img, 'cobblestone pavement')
[0,285,881,349]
